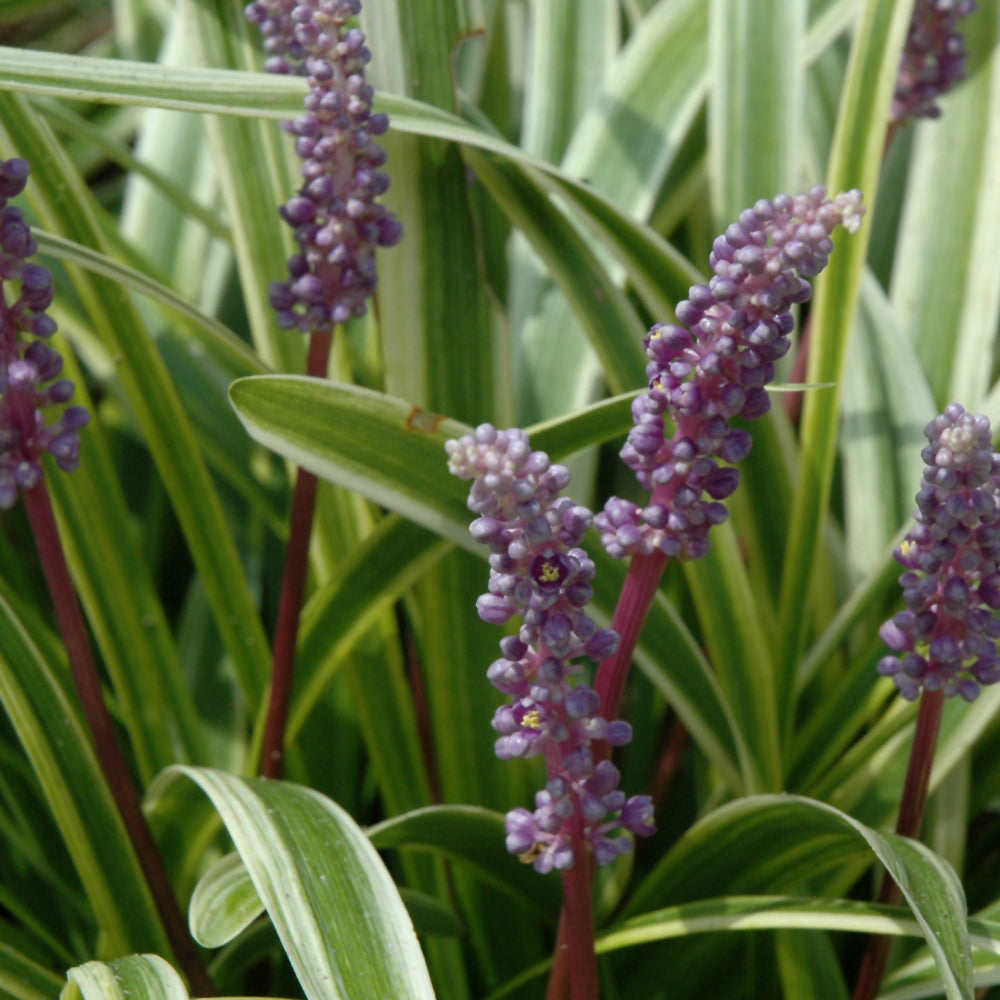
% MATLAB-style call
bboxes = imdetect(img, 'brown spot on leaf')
[406,406,446,433]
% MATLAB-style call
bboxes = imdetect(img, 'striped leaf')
[154,767,436,1000]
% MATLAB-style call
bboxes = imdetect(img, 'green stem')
[851,689,945,1000]
[261,328,333,780]
[22,478,216,997]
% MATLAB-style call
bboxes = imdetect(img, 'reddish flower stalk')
[246,0,401,776]
[595,550,669,725]
[556,829,599,1000]
[851,689,945,1000]
[260,329,331,778]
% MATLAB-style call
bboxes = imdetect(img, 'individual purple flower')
[0,158,89,508]
[877,404,1000,702]
[892,0,976,123]
[596,187,865,562]
[447,425,655,872]
[245,0,402,331]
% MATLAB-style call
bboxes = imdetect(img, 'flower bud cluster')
[245,0,402,331]
[0,158,89,507]
[892,0,976,123]
[597,187,865,562]
[447,424,655,873]
[878,404,1000,702]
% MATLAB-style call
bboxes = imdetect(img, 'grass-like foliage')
[1,1,1000,999]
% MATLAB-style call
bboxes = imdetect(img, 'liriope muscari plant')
[446,426,656,875]
[448,187,865,999]
[0,156,214,993]
[593,188,865,725]
[0,157,88,502]
[244,0,402,778]
[878,404,1000,703]
[245,0,402,331]
[854,404,1000,1000]
[892,0,977,123]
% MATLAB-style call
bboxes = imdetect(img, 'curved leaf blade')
[624,795,973,999]
[190,849,462,947]
[69,955,188,1000]
[485,897,994,1000]
[189,853,264,951]
[156,767,436,1000]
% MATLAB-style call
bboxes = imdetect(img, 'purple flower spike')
[597,188,865,563]
[879,404,1000,702]
[246,0,402,331]
[892,0,976,123]
[0,158,89,507]
[447,425,655,872]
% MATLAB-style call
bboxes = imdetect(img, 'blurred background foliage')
[0,0,999,998]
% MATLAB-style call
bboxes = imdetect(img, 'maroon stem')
[261,329,333,779]
[546,913,571,1000]
[22,479,216,997]
[851,689,945,1000]
[547,822,598,1000]
[595,549,669,724]
[560,836,599,1000]
[547,549,670,997]
[402,619,441,803]
[895,689,945,839]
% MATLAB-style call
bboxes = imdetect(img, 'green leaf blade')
[69,955,190,1000]
[158,767,436,1000]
